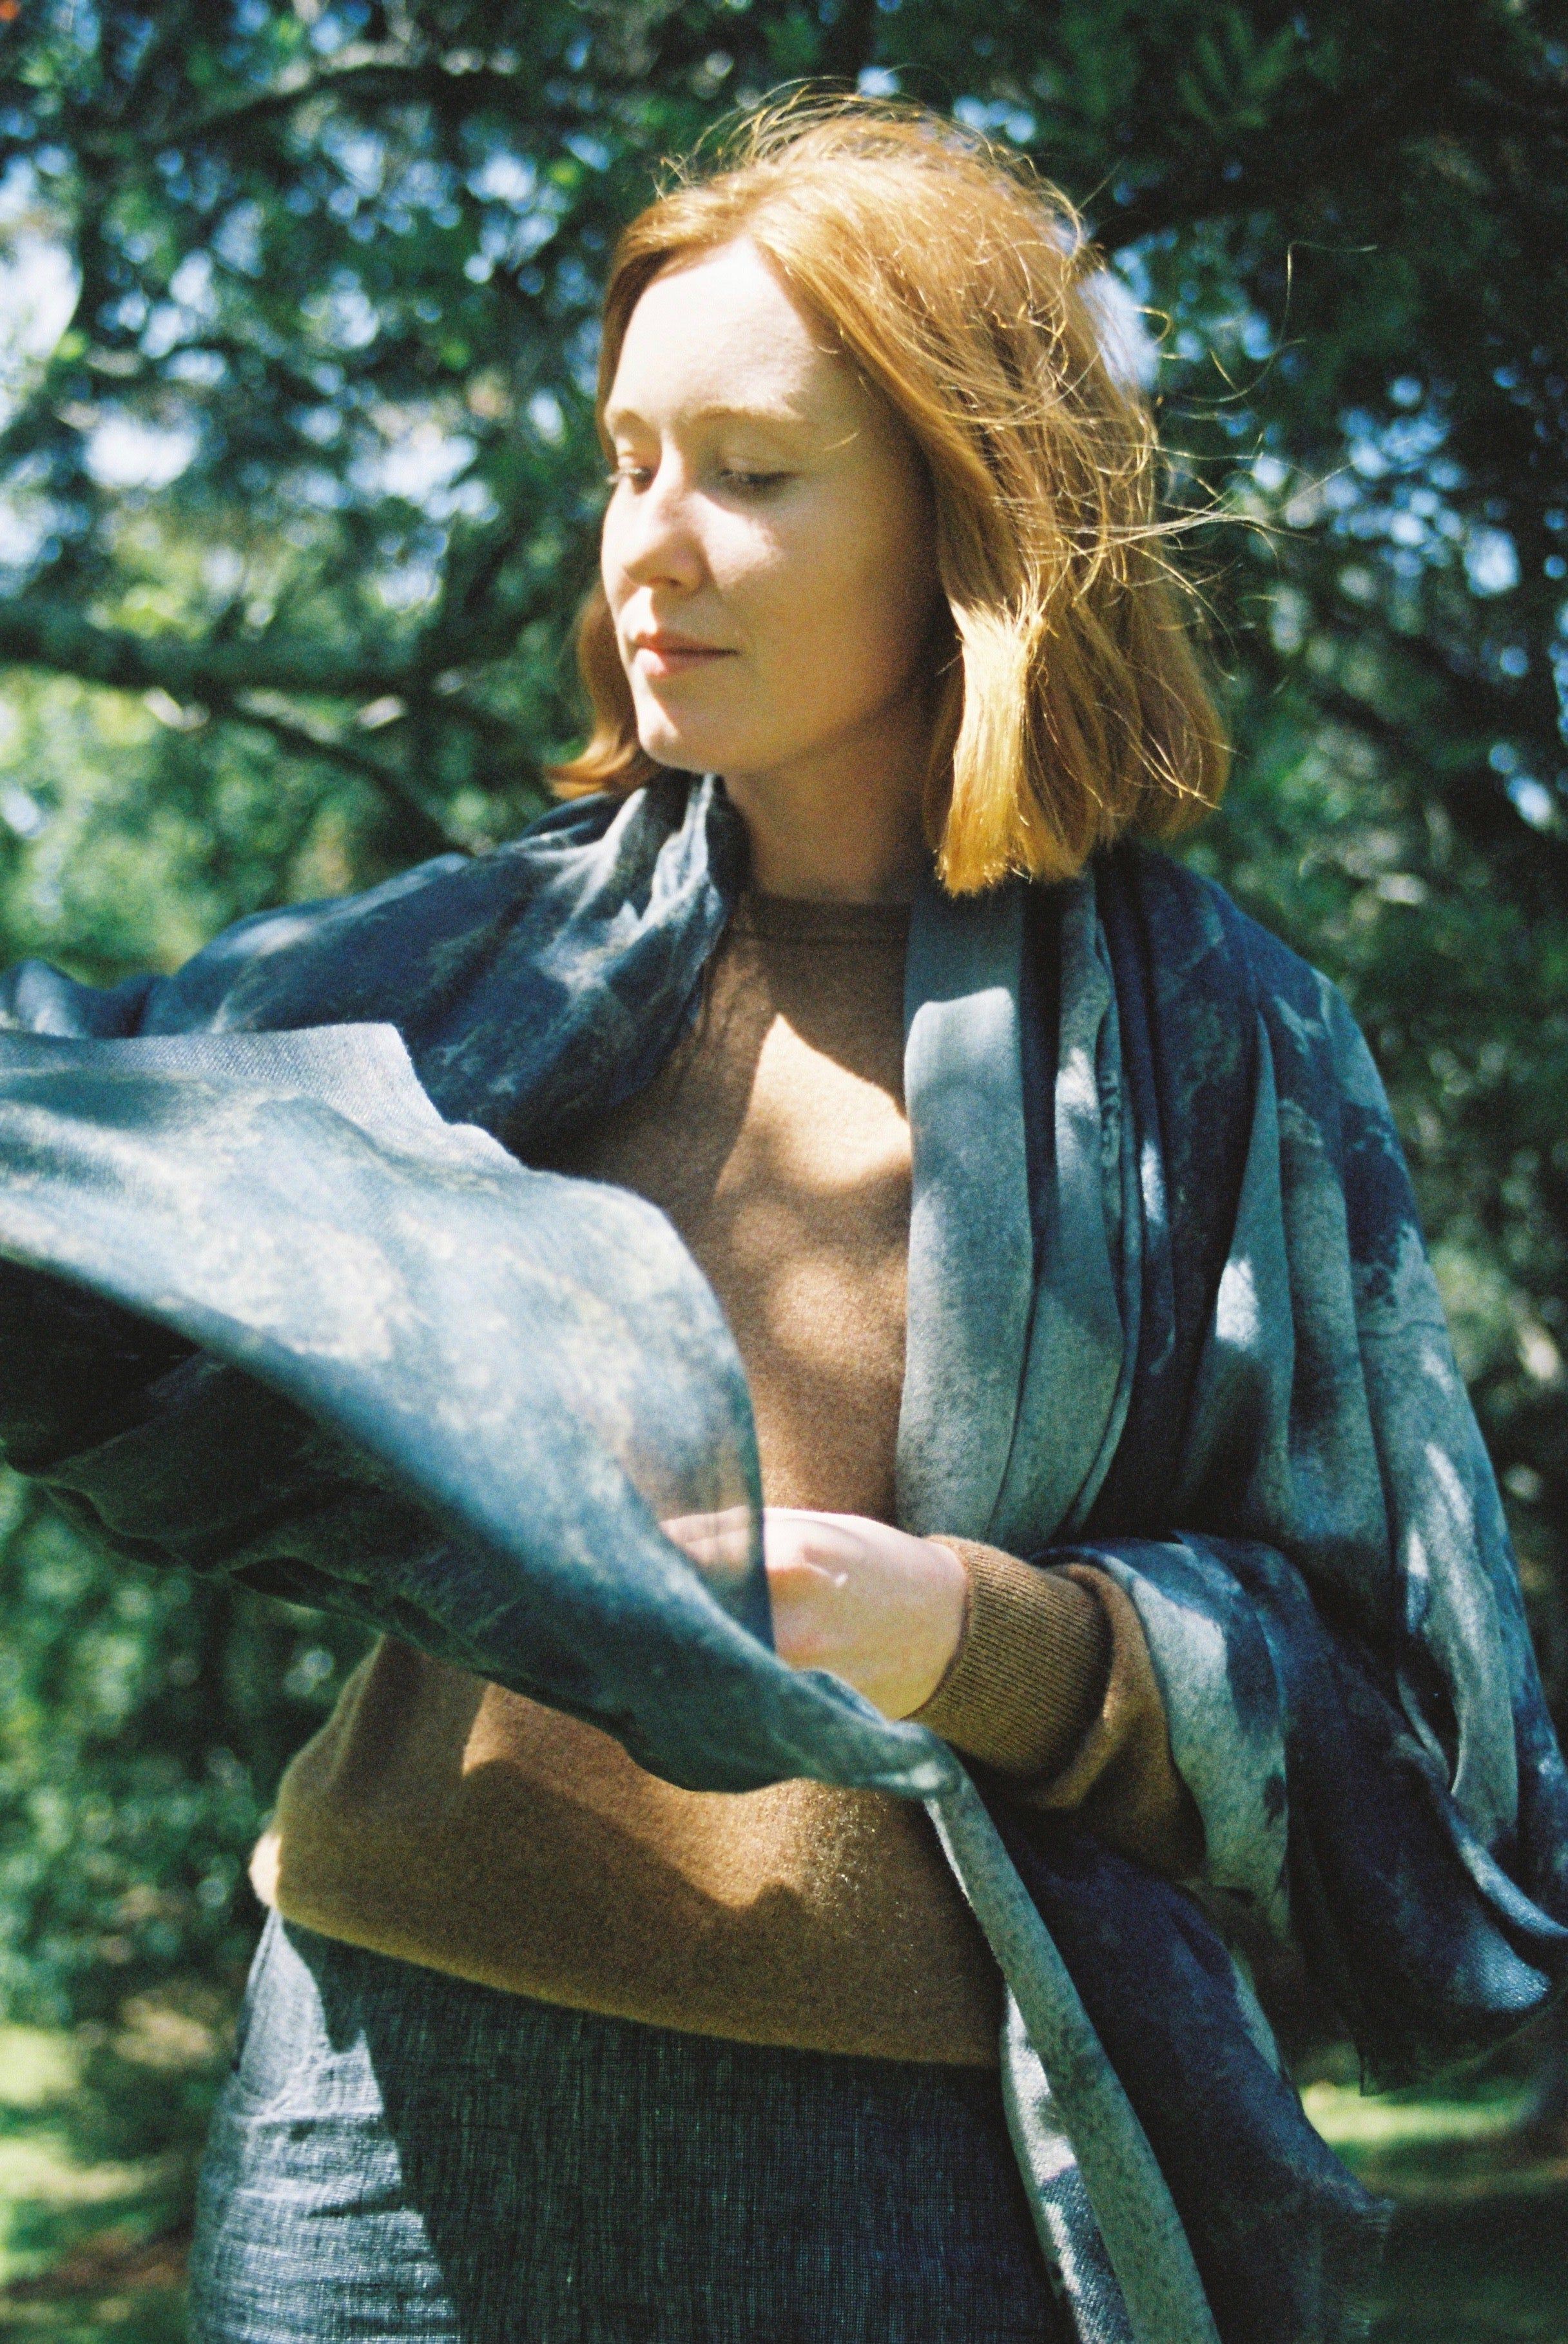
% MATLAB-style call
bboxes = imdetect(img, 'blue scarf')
[1,778,1563,2344]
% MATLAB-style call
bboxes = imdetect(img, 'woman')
[1,99,1563,2344]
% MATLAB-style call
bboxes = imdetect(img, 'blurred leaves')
[0,1476,367,2024]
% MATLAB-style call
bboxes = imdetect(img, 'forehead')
[605,242,860,431]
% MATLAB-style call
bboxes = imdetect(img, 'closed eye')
[604,463,793,496]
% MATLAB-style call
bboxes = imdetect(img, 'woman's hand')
[660,1505,967,1718]
[760,1509,967,1720]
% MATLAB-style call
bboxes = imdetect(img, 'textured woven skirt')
[189,1911,1065,2343]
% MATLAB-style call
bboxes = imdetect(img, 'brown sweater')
[255,894,1197,2066]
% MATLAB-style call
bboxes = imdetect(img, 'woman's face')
[600,240,941,793]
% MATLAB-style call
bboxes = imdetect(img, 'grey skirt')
[189,1912,1065,2343]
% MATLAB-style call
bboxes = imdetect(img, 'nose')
[607,452,706,596]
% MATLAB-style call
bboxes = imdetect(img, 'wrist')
[891,1536,969,1718]
[908,1542,1111,1778]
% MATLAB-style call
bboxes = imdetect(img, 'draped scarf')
[0,777,1563,2344]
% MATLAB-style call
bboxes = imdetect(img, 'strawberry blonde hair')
[550,97,1228,893]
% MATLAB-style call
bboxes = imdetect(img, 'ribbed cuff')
[907,1540,1111,1781]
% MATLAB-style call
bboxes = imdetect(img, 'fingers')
[658,1504,755,1573]
[760,1509,866,1575]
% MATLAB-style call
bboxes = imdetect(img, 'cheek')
[599,507,632,613]
[750,510,931,701]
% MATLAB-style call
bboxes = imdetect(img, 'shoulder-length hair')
[550,97,1228,894]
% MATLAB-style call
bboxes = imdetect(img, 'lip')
[629,630,736,679]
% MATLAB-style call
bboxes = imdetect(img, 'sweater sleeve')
[910,1542,1203,1881]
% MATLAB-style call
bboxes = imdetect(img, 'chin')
[631,679,757,773]
[637,729,701,773]
[635,716,744,776]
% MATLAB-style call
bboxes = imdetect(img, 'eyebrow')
[602,400,813,436]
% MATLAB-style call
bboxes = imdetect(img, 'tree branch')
[222,697,469,860]
[1301,672,1568,887]
[1090,57,1565,255]
[94,53,553,159]
[0,597,412,705]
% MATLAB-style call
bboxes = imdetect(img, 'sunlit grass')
[0,2024,195,2340]
[1304,2066,1568,2341]
[1306,2077,1539,2153]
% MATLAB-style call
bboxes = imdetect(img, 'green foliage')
[0,1478,365,2025]
[0,0,1564,2046]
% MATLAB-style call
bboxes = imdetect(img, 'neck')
[720,693,931,905]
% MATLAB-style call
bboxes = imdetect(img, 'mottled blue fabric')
[1081,850,1568,2071]
[0,1018,929,1801]
[190,1912,1069,2344]
[0,775,1563,2344]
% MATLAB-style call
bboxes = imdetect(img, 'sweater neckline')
[732,891,912,947]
